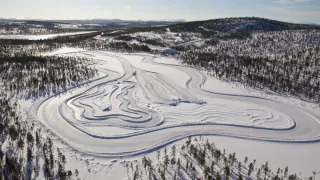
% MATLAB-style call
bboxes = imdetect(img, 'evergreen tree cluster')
[0,23,81,35]
[130,137,310,180]
[179,29,320,101]
[0,55,97,98]
[0,32,152,57]
[0,97,74,180]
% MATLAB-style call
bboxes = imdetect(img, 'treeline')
[0,97,75,179]
[130,137,309,180]
[0,31,154,57]
[0,22,84,35]
[0,55,97,99]
[0,32,101,56]
[179,29,320,102]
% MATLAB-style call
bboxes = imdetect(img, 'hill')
[105,17,319,38]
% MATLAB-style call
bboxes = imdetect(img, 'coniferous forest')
[129,137,310,180]
[179,29,320,101]
[0,97,74,179]
[0,55,97,99]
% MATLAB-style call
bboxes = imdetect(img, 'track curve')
[30,51,320,158]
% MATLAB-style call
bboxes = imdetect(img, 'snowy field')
[26,49,320,179]
[0,31,96,40]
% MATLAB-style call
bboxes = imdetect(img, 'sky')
[1,0,320,24]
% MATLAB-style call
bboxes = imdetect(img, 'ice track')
[30,51,320,157]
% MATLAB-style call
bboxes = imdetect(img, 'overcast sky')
[1,0,319,24]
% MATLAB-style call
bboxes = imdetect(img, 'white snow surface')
[0,31,96,40]
[40,47,87,56]
[26,50,320,179]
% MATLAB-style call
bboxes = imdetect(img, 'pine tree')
[157,150,161,161]
[244,156,248,167]
[225,165,230,180]
[284,166,289,178]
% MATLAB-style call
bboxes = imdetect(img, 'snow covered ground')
[24,49,320,179]
[40,47,87,56]
[0,31,96,40]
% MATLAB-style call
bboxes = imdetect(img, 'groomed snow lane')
[31,50,320,157]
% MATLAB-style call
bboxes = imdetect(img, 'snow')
[22,50,320,179]
[207,136,320,178]
[40,47,86,56]
[154,57,182,65]
[129,31,201,47]
[0,31,96,40]
[203,76,256,95]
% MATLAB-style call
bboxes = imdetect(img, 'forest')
[128,137,309,180]
[179,29,320,102]
[0,33,101,179]
[0,97,75,180]
[0,55,97,99]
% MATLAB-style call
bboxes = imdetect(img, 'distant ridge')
[301,22,319,26]
[166,17,318,33]
[0,18,185,24]
[105,17,320,39]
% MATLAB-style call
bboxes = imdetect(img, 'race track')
[30,50,320,158]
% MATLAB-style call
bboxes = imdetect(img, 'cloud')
[273,0,313,4]
[268,6,320,15]
[295,0,313,2]
[273,0,291,4]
